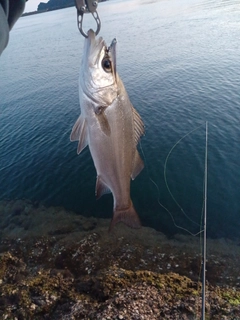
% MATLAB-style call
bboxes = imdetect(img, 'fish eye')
[102,58,112,73]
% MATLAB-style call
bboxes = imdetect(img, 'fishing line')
[139,123,205,237]
[149,176,203,236]
[141,122,209,319]
[139,142,202,236]
[163,124,204,227]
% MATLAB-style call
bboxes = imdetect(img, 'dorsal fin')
[70,115,88,154]
[132,107,144,145]
[131,150,144,180]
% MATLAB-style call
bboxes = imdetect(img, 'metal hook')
[75,0,101,38]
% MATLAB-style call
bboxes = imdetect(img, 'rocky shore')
[0,200,240,319]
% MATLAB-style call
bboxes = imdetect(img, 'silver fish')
[70,29,144,230]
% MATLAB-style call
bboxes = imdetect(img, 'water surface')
[1,0,240,238]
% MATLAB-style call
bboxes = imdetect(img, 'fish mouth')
[85,29,105,64]
[108,38,117,78]
[87,29,100,45]
[85,29,117,78]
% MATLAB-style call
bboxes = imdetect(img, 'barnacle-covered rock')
[0,200,240,319]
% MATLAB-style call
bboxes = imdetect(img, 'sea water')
[0,0,240,238]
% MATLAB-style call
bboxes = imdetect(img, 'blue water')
[1,0,240,238]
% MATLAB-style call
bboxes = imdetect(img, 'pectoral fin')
[131,150,144,180]
[97,113,111,136]
[70,115,88,154]
[95,176,111,200]
[94,106,111,136]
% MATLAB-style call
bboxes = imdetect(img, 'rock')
[0,200,239,319]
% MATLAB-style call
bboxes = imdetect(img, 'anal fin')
[95,176,111,200]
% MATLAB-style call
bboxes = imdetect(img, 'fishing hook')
[75,0,101,38]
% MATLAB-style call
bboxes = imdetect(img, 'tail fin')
[109,201,141,232]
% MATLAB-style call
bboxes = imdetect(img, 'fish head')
[81,29,118,107]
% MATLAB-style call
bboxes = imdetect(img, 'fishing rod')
[202,121,208,320]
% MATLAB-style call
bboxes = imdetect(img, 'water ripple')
[0,0,240,238]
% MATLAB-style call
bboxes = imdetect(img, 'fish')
[70,29,144,231]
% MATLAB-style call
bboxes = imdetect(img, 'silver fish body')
[70,30,144,230]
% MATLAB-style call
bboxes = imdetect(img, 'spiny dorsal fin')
[70,115,88,154]
[95,176,111,200]
[132,107,144,145]
[131,150,144,180]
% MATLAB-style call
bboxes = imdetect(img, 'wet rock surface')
[0,200,240,319]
